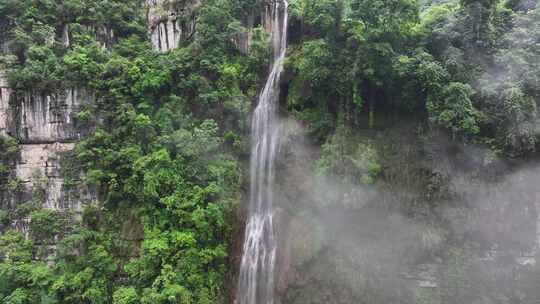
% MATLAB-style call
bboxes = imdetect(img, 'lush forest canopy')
[0,0,539,303]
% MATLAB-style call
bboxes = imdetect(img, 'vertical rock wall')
[145,0,273,54]
[0,72,9,136]
[233,0,277,54]
[9,89,93,143]
[0,70,97,223]
[15,143,80,210]
[146,0,201,52]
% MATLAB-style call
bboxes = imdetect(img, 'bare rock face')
[15,143,73,186]
[8,89,93,143]
[146,0,201,52]
[145,0,276,54]
[60,23,115,49]
[61,24,70,48]
[0,70,97,221]
[262,0,281,33]
[0,72,9,136]
[14,143,95,211]
[233,0,282,54]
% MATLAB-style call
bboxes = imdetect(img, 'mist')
[270,115,540,304]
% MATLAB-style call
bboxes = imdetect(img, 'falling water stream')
[236,1,288,304]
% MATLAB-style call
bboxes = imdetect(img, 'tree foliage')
[1,0,540,303]
[0,0,264,302]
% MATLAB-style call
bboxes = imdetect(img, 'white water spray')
[236,1,288,304]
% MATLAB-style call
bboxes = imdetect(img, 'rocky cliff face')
[0,72,9,137]
[146,0,201,52]
[0,69,97,228]
[236,0,280,54]
[1,0,214,231]
[15,143,85,210]
[145,0,276,53]
[8,89,93,143]
[0,7,130,228]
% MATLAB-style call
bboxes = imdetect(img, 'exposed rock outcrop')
[8,89,93,143]
[15,143,96,211]
[145,0,278,54]
[233,0,282,54]
[83,25,116,49]
[146,0,201,52]
[0,69,97,220]
[0,72,9,136]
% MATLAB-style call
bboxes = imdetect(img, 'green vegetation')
[315,125,381,185]
[0,0,267,302]
[0,0,539,303]
[287,0,540,155]
[0,136,18,188]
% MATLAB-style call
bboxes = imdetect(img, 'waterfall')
[236,1,288,304]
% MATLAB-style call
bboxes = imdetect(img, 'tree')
[427,82,481,136]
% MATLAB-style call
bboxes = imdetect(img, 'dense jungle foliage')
[0,0,539,303]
